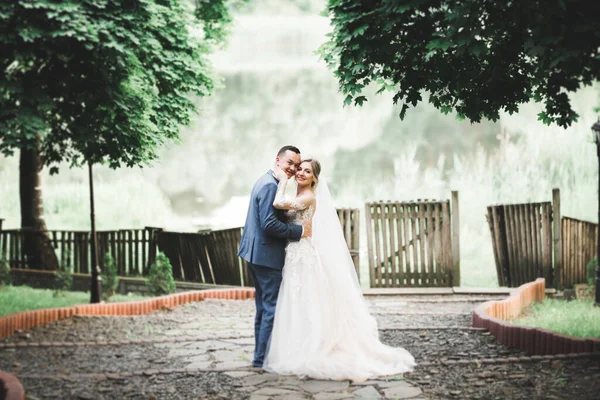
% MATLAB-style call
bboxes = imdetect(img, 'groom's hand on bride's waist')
[301,221,312,238]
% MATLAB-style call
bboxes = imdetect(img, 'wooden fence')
[154,209,360,287]
[0,229,58,269]
[486,189,564,288]
[337,208,360,278]
[0,228,159,275]
[561,217,598,288]
[155,228,251,287]
[486,202,555,287]
[365,192,460,288]
[0,208,360,287]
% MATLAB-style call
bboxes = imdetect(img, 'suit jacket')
[238,170,303,269]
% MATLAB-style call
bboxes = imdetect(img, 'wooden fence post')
[552,188,562,289]
[451,191,461,287]
[145,226,163,273]
[365,203,376,288]
[353,209,360,280]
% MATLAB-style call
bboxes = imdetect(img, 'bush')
[54,253,73,297]
[146,252,176,296]
[586,257,597,286]
[0,256,11,287]
[101,253,119,301]
[584,257,597,296]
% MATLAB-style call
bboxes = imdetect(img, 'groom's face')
[276,150,301,179]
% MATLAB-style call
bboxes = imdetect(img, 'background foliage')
[321,0,600,127]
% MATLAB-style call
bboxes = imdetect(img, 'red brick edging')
[0,288,254,340]
[0,370,24,400]
[472,278,600,355]
[0,288,254,400]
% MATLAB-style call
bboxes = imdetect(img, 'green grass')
[0,285,147,317]
[513,298,600,339]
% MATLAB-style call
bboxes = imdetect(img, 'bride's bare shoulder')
[302,192,317,205]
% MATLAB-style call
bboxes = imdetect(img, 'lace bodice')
[284,204,315,225]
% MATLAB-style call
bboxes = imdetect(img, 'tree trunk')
[88,163,102,303]
[19,141,59,271]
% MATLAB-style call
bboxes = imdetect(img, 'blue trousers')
[248,263,282,368]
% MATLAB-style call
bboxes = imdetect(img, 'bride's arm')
[272,173,314,211]
[273,190,313,211]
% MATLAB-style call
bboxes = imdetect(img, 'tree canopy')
[321,0,600,128]
[0,0,239,172]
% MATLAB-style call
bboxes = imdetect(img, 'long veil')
[312,178,362,293]
[312,178,373,319]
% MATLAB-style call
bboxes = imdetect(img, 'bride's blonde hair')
[301,159,321,188]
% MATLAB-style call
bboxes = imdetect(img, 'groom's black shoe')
[252,362,263,368]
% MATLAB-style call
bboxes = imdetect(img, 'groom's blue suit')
[238,170,302,367]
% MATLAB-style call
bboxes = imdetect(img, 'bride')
[263,159,415,382]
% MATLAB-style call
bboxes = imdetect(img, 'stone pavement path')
[151,296,457,399]
[5,294,597,399]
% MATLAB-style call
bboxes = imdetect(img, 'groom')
[238,145,311,368]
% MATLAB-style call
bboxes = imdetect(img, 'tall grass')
[337,90,598,288]
[0,158,186,231]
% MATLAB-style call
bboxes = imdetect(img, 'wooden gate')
[365,192,460,288]
[487,203,554,287]
[486,189,562,288]
[561,217,598,288]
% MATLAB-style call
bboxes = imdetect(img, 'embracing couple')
[238,146,415,382]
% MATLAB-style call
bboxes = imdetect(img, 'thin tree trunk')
[19,140,59,271]
[89,163,101,303]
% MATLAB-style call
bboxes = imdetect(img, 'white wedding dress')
[263,181,415,382]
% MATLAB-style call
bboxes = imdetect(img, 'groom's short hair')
[277,145,300,157]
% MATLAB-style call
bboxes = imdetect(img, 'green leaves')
[537,112,553,125]
[322,0,600,128]
[426,39,453,52]
[352,25,368,38]
[0,0,236,171]
[354,95,367,106]
[194,0,246,47]
[469,41,487,57]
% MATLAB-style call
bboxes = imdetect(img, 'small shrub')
[101,253,119,301]
[54,253,73,297]
[0,256,11,287]
[581,257,598,297]
[146,252,176,296]
[586,257,597,286]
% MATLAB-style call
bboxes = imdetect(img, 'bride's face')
[296,162,314,188]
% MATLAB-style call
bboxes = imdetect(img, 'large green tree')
[321,0,600,128]
[0,0,239,290]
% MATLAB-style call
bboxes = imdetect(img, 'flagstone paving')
[1,295,599,399]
